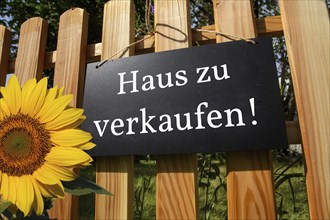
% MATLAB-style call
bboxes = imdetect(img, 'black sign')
[83,37,288,156]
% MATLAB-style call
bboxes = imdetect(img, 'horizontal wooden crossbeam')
[7,16,282,72]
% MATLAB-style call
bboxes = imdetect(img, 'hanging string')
[96,28,256,68]
[96,34,154,68]
[195,28,257,45]
[96,29,256,68]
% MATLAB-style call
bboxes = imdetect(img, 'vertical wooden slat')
[154,0,192,51]
[0,26,11,86]
[156,154,198,219]
[48,8,88,220]
[213,0,277,219]
[154,1,198,219]
[95,1,135,219]
[279,1,329,218]
[15,18,48,85]
[52,8,89,108]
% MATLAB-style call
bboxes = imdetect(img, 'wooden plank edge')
[0,26,11,86]
[286,121,301,144]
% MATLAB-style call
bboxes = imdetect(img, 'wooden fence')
[0,0,328,219]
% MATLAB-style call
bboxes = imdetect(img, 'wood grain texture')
[156,154,199,220]
[15,17,48,85]
[154,0,199,219]
[100,0,135,60]
[52,8,88,108]
[95,1,135,219]
[48,8,88,220]
[96,156,134,219]
[154,0,192,52]
[213,0,257,43]
[226,151,276,219]
[0,26,11,86]
[279,1,330,218]
[213,0,277,219]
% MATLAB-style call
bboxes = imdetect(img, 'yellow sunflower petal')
[32,86,59,119]
[45,108,84,130]
[36,94,73,124]
[2,75,22,114]
[17,175,34,216]
[36,181,65,199]
[45,163,77,181]
[1,176,10,205]
[57,87,64,97]
[0,87,8,102]
[28,77,48,117]
[7,176,17,205]
[0,99,10,117]
[50,129,92,147]
[79,142,96,150]
[33,165,61,185]
[30,176,44,215]
[45,146,93,167]
[60,115,86,130]
[34,182,52,198]
[21,78,37,115]
[0,173,9,201]
[43,86,58,105]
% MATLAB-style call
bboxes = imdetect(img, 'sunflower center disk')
[2,129,32,157]
[0,114,52,176]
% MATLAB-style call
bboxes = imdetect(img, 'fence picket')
[48,8,89,220]
[95,1,135,219]
[14,18,48,85]
[154,0,199,219]
[213,0,277,219]
[279,1,330,218]
[0,26,11,86]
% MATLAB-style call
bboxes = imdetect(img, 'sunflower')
[0,75,94,216]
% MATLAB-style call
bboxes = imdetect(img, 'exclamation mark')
[249,98,258,125]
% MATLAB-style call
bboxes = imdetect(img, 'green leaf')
[0,201,11,214]
[63,177,113,196]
